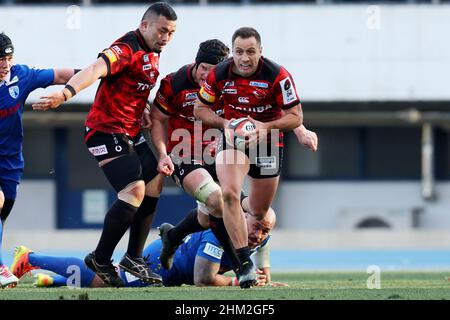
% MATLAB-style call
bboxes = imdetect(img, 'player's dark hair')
[232,27,261,46]
[195,39,229,67]
[142,2,177,22]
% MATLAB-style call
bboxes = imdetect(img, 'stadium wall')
[3,4,450,232]
[0,4,449,101]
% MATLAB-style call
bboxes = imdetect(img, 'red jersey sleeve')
[273,67,301,110]
[153,75,176,116]
[99,43,133,76]
[198,67,221,106]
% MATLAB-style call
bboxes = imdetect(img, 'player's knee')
[205,190,224,215]
[221,187,241,207]
[118,180,146,207]
[194,179,221,204]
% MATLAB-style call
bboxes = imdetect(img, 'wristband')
[62,90,69,102]
[231,277,239,286]
[64,84,77,98]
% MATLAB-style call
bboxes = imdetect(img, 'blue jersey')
[0,64,54,170]
[122,229,270,287]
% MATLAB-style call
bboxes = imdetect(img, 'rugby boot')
[0,265,18,288]
[238,260,257,289]
[119,253,162,284]
[84,251,124,287]
[10,245,38,279]
[158,223,179,270]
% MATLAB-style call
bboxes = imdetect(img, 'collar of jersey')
[188,63,200,88]
[135,29,152,53]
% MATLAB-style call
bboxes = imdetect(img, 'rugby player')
[194,27,303,288]
[32,2,177,287]
[10,209,286,288]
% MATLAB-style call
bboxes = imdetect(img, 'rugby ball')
[225,117,256,151]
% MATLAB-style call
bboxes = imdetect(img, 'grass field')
[2,271,450,300]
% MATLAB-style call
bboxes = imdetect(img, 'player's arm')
[293,124,318,152]
[193,72,228,129]
[193,98,228,130]
[248,103,302,133]
[150,105,174,176]
[193,256,238,286]
[32,58,108,111]
[52,68,77,85]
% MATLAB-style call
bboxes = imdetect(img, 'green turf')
[2,272,450,300]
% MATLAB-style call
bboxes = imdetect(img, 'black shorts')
[84,128,159,184]
[170,156,218,189]
[217,131,283,179]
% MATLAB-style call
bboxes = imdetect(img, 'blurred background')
[1,0,450,271]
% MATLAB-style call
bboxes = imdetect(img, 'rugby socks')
[127,196,158,258]
[168,209,207,245]
[52,275,69,287]
[0,199,15,222]
[209,215,240,272]
[236,246,253,273]
[95,200,138,264]
[28,253,96,287]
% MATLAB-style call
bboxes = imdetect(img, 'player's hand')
[157,154,174,176]
[245,116,269,148]
[296,127,318,152]
[255,269,268,286]
[142,108,152,129]
[268,281,290,287]
[32,91,65,111]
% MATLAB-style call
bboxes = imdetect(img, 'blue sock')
[52,275,69,287]
[0,220,3,265]
[29,253,96,288]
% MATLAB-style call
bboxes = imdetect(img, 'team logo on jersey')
[253,89,267,100]
[223,81,234,87]
[8,86,19,99]
[223,88,237,94]
[279,77,297,105]
[143,64,152,71]
[111,45,123,55]
[203,243,223,260]
[182,100,196,108]
[143,54,150,63]
[238,97,250,104]
[185,92,197,100]
[249,81,268,89]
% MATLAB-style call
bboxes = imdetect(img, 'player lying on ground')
[10,209,286,288]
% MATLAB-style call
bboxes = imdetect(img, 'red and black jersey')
[198,57,301,123]
[154,64,223,157]
[85,29,160,137]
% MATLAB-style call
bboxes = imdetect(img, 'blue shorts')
[119,239,169,287]
[0,168,22,199]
